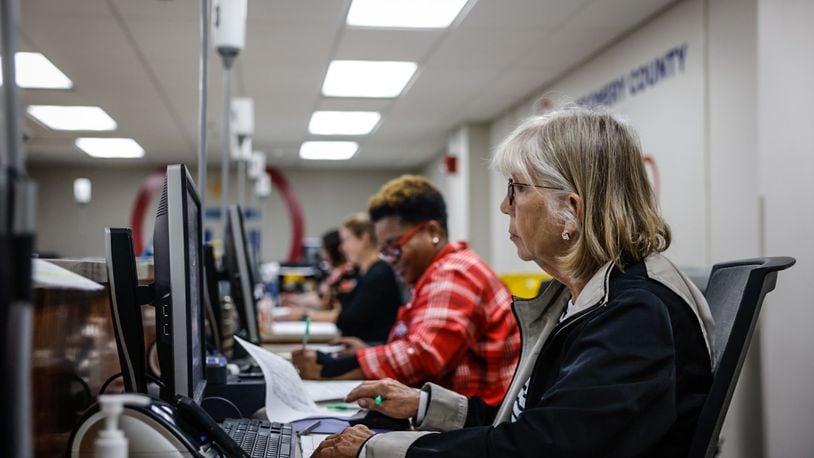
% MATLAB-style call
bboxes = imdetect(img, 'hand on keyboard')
[310,424,374,458]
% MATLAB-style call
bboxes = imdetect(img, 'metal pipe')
[1,0,22,173]
[197,0,209,229]
[220,64,232,232]
[1,1,34,456]
[237,153,245,206]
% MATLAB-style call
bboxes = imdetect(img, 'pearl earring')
[432,236,440,244]
[561,231,570,241]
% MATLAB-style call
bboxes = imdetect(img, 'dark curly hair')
[368,175,448,233]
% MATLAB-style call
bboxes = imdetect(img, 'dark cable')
[146,373,166,389]
[98,372,123,396]
[201,396,243,419]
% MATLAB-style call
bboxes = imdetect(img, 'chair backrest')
[688,256,795,458]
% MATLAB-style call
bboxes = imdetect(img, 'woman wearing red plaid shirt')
[293,175,520,406]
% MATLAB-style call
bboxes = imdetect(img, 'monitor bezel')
[104,227,148,394]
[226,204,260,343]
[164,164,206,402]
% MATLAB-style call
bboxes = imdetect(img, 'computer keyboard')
[221,418,297,458]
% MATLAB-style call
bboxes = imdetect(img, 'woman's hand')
[345,378,420,419]
[329,336,368,358]
[291,349,322,379]
[311,425,375,458]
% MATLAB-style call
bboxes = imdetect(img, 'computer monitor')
[203,242,223,352]
[153,164,206,403]
[104,227,149,394]
[223,204,261,344]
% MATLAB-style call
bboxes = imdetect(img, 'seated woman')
[311,107,715,458]
[333,212,404,343]
[277,228,357,319]
[293,176,520,407]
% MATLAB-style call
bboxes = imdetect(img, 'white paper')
[302,380,364,402]
[33,259,104,291]
[271,321,340,339]
[234,336,357,423]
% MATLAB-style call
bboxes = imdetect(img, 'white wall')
[30,165,406,262]
[421,125,493,260]
[707,0,764,455]
[757,0,814,456]
[489,0,708,273]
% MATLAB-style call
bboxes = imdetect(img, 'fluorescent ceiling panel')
[27,105,117,131]
[322,60,417,98]
[0,52,73,89]
[299,141,358,160]
[75,138,144,159]
[308,111,381,135]
[347,0,469,28]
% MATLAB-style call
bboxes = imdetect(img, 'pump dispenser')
[94,394,151,457]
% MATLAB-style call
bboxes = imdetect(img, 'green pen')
[302,316,311,350]
[326,404,353,410]
[375,395,383,405]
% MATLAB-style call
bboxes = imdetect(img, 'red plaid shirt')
[357,242,519,406]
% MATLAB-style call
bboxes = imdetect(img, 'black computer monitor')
[104,227,149,394]
[223,204,261,344]
[203,242,223,352]
[153,164,206,403]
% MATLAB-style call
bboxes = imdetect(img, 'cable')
[98,372,123,396]
[201,396,242,419]
[70,373,93,412]
[146,373,166,389]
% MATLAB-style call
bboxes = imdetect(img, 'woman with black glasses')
[311,108,714,458]
[293,175,520,407]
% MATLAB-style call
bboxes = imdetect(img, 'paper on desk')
[271,321,339,338]
[302,380,364,402]
[33,259,104,291]
[234,336,357,423]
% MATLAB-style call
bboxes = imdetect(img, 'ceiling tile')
[334,28,444,61]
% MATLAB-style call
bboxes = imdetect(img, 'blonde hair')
[492,107,670,281]
[342,212,377,244]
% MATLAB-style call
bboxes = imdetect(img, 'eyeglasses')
[507,178,562,206]
[379,221,428,262]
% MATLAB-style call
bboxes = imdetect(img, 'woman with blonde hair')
[312,107,715,458]
[333,212,403,342]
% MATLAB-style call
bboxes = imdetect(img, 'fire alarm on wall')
[444,155,458,174]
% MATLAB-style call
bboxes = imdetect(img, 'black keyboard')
[221,418,297,458]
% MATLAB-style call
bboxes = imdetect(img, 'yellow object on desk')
[499,272,553,299]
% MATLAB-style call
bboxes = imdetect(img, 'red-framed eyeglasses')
[379,221,429,262]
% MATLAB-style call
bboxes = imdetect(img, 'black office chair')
[687,256,796,458]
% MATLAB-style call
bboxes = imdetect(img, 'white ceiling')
[20,0,673,170]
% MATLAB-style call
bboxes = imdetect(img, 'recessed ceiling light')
[75,138,145,159]
[308,111,381,135]
[299,141,358,160]
[347,0,469,28]
[27,105,117,131]
[322,60,417,98]
[0,52,73,89]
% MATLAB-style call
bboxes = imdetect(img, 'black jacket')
[405,260,712,458]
